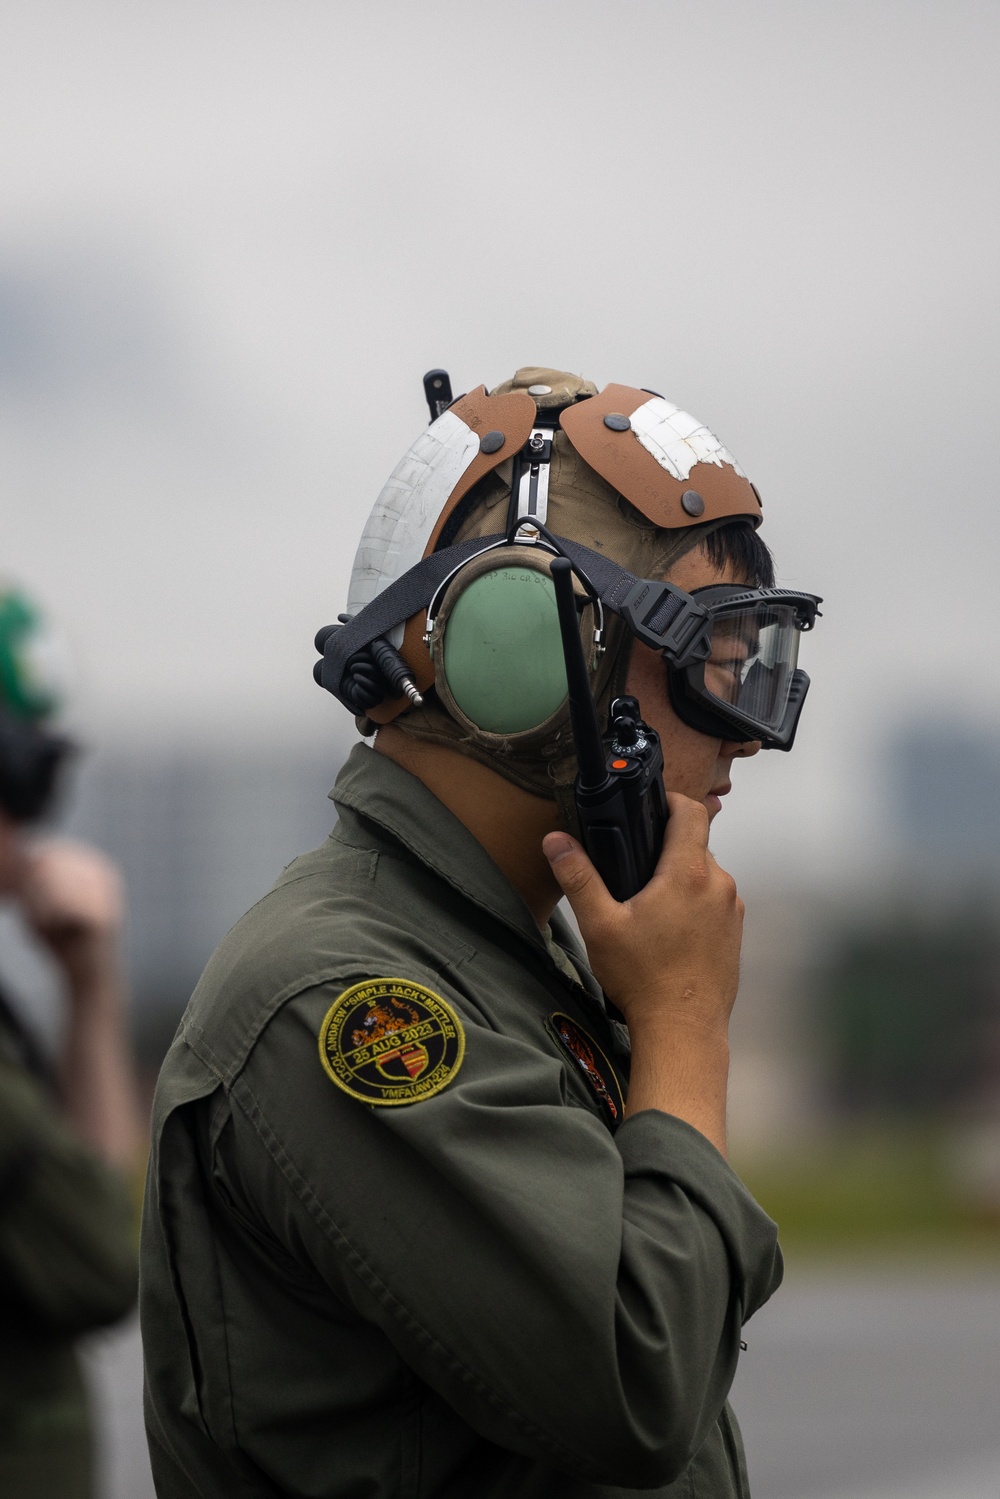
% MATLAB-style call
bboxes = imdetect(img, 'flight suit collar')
[330,744,605,1011]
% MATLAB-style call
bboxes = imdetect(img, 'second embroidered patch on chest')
[547,1012,624,1128]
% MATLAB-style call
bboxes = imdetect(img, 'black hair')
[701,521,775,589]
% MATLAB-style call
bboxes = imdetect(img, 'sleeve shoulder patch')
[318,978,465,1107]
[547,1012,624,1129]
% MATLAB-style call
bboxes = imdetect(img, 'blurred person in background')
[0,586,142,1499]
[142,368,821,1496]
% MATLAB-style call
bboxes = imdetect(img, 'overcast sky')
[1,0,998,879]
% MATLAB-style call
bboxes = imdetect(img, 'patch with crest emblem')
[547,1012,624,1129]
[319,978,465,1106]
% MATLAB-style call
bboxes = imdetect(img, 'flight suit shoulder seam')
[183,968,366,1084]
[275,846,379,889]
[184,954,484,1086]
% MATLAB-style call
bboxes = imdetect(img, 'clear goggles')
[317,517,821,753]
[662,585,821,750]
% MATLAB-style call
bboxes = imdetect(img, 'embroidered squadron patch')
[547,1012,625,1128]
[318,979,465,1107]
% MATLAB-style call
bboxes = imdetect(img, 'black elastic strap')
[319,534,699,703]
[554,539,641,603]
[319,535,510,695]
[644,590,685,636]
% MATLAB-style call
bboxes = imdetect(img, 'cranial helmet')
[314,367,818,814]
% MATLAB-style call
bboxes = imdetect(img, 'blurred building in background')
[892,721,1000,875]
[0,737,344,1064]
[815,718,1000,1114]
[730,717,1000,1237]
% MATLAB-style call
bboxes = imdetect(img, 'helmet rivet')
[680,489,705,517]
[603,413,631,432]
[527,383,552,395]
[479,430,505,454]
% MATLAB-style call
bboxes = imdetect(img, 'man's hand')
[543,795,743,1154]
[7,838,140,1167]
[13,840,124,995]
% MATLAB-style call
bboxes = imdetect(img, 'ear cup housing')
[432,549,576,741]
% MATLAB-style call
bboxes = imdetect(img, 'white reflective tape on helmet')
[628,397,746,482]
[346,410,482,637]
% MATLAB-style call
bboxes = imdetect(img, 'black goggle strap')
[498,520,712,671]
[317,530,714,705]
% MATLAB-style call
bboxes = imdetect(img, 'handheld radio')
[550,558,668,902]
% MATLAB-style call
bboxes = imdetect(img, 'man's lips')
[705,783,731,817]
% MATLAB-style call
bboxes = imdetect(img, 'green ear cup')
[441,566,568,734]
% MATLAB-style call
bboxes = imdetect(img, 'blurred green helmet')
[0,587,73,821]
[0,587,61,721]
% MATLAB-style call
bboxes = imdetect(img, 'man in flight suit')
[142,368,821,1496]
[0,586,141,1498]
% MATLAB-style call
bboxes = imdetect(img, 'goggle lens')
[700,605,802,734]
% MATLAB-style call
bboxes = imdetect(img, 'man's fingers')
[542,833,614,921]
[545,802,712,916]
[19,840,123,934]
[654,793,712,874]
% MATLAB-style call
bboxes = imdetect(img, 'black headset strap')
[321,535,629,694]
[319,534,687,699]
[320,535,503,693]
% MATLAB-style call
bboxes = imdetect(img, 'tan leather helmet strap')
[560,384,763,532]
[423,387,536,554]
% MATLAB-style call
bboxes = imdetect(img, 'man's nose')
[725,738,762,759]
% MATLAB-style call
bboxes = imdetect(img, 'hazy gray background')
[4,8,1000,1497]
[2,0,998,885]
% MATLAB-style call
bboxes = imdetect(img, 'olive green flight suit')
[141,744,782,1497]
[0,999,138,1498]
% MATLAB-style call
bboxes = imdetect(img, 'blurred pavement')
[732,1266,1000,1498]
[84,1268,1000,1498]
[83,1314,154,1499]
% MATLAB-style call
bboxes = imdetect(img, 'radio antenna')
[550,559,607,791]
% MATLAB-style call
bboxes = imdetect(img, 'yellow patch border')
[318,977,466,1107]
